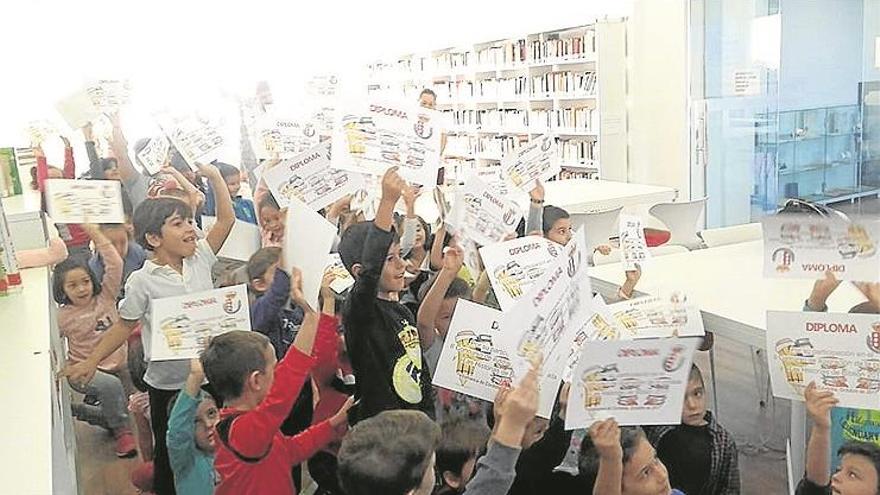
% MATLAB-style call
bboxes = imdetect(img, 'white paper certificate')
[566,337,700,428]
[619,214,650,271]
[447,175,522,247]
[500,134,561,191]
[282,197,337,310]
[136,136,170,176]
[331,98,442,186]
[150,285,251,361]
[606,293,705,340]
[479,236,561,312]
[262,142,363,211]
[155,110,225,171]
[431,300,559,419]
[45,179,125,224]
[767,310,880,410]
[762,215,880,281]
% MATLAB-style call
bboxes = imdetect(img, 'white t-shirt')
[118,239,217,390]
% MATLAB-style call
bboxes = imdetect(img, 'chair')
[569,206,623,255]
[698,222,763,248]
[649,198,708,250]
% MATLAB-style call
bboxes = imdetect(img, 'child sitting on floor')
[54,223,135,458]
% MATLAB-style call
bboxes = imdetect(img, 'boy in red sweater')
[202,268,354,495]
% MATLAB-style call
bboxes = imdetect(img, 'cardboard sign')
[283,197,337,310]
[262,142,363,211]
[500,134,561,191]
[565,337,700,428]
[201,216,261,262]
[762,215,880,281]
[767,310,880,410]
[155,110,224,171]
[619,214,650,271]
[447,175,522,247]
[45,179,125,224]
[497,227,594,413]
[606,293,705,340]
[331,98,442,186]
[150,284,251,361]
[479,236,561,312]
[136,136,170,176]
[55,89,102,130]
[431,300,559,418]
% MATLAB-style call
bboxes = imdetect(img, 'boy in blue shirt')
[204,162,257,224]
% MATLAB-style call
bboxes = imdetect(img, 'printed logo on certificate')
[565,337,700,429]
[606,292,705,340]
[500,134,561,192]
[762,215,880,281]
[150,285,251,361]
[767,311,880,410]
[479,236,561,312]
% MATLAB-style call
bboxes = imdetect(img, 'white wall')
[778,0,865,111]
[865,0,880,82]
[0,0,633,165]
[626,0,691,198]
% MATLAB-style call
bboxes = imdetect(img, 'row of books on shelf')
[443,160,598,186]
[444,135,599,164]
[440,108,599,133]
[529,32,596,62]
[531,71,596,96]
[371,29,596,76]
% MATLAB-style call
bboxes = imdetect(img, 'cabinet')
[757,104,876,205]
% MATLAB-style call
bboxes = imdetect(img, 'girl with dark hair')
[54,223,136,458]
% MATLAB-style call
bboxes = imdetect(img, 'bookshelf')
[366,22,627,184]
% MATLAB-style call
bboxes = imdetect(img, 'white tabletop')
[588,240,868,348]
[2,187,43,219]
[414,178,678,225]
[541,178,677,214]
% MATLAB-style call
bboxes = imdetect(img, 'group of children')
[23,88,880,495]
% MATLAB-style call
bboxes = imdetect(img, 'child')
[61,162,235,495]
[257,193,285,247]
[338,360,541,495]
[54,223,135,457]
[435,417,491,494]
[166,358,219,495]
[34,136,91,260]
[644,365,740,495]
[798,382,880,495]
[247,247,304,359]
[579,419,683,495]
[337,167,435,421]
[207,162,257,224]
[416,246,469,376]
[202,270,353,495]
[88,222,147,299]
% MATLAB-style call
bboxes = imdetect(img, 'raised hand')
[441,246,464,274]
[380,166,407,204]
[589,418,622,460]
[808,271,841,310]
[804,381,838,429]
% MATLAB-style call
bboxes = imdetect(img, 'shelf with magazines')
[367,22,623,181]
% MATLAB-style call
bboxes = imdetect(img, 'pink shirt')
[58,241,127,372]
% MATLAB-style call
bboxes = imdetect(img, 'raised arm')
[804,382,838,487]
[417,246,462,349]
[526,181,545,235]
[199,163,235,254]
[167,359,206,476]
[83,224,123,301]
[430,224,447,271]
[107,112,140,183]
[589,419,623,495]
[162,165,206,211]
[61,136,75,178]
[82,123,101,178]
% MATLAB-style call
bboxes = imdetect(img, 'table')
[2,188,47,250]
[0,267,79,494]
[414,178,679,225]
[588,240,866,482]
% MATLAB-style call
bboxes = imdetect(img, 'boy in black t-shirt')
[644,364,740,495]
[338,167,435,422]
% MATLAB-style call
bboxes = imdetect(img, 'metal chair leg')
[709,344,719,419]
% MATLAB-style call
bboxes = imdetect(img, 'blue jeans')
[69,369,129,432]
